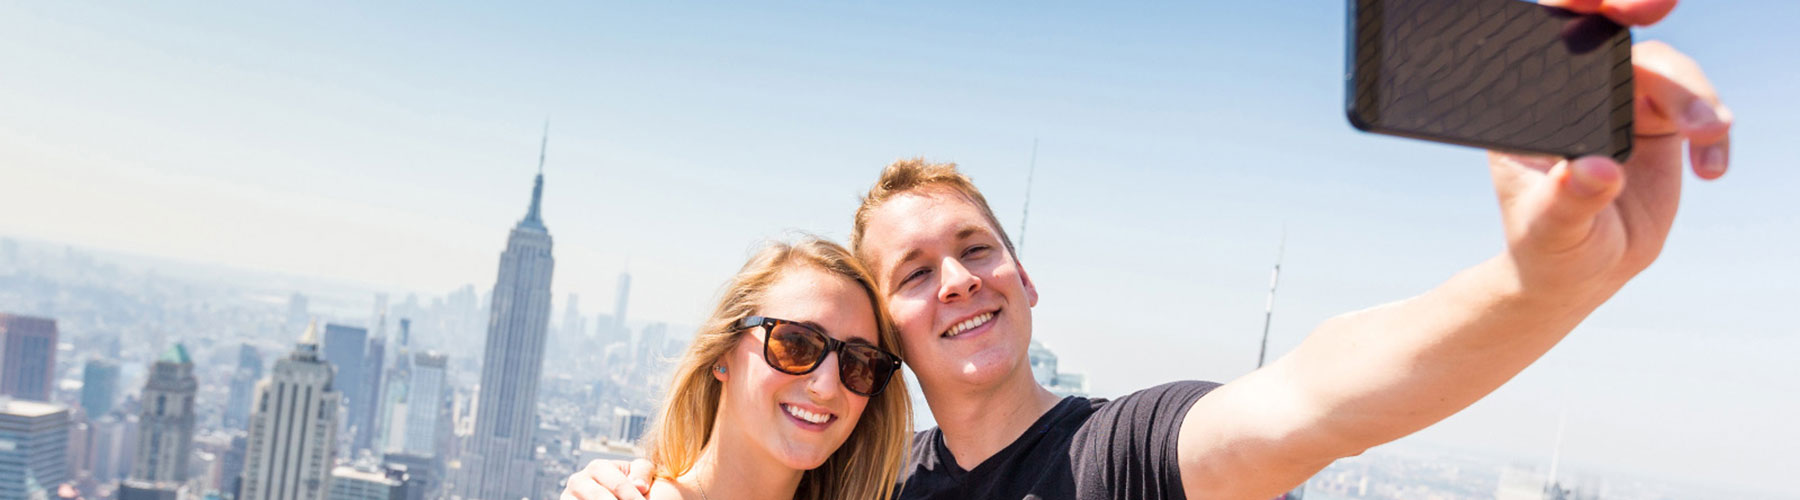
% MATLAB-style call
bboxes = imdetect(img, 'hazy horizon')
[3,1,1795,497]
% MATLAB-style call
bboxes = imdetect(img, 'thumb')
[1518,156,1624,253]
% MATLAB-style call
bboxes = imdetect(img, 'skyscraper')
[0,313,57,401]
[287,294,310,334]
[86,413,138,482]
[241,323,341,500]
[357,334,386,453]
[133,344,198,484]
[81,359,122,417]
[612,272,631,332]
[320,323,368,457]
[402,352,447,457]
[561,293,585,340]
[226,344,265,430]
[375,320,411,455]
[0,398,70,500]
[461,132,557,500]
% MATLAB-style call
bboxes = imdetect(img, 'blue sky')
[2,1,1795,496]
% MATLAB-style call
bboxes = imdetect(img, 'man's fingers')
[1539,0,1676,26]
[1633,41,1733,178]
[627,458,656,495]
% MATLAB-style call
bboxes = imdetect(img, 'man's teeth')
[784,404,830,425]
[944,312,994,337]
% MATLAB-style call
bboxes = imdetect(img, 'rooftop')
[0,397,68,418]
[159,343,191,364]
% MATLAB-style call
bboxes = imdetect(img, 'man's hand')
[560,459,657,500]
[1497,0,1734,297]
[1179,2,1734,499]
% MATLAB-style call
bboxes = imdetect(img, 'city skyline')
[1,2,1796,498]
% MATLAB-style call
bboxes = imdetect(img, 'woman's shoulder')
[644,478,698,500]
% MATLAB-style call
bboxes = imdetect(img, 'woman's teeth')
[944,312,995,337]
[784,404,831,424]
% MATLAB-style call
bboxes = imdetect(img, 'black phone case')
[1346,0,1635,162]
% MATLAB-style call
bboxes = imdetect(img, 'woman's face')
[716,265,879,470]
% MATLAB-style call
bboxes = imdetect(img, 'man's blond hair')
[851,158,1018,268]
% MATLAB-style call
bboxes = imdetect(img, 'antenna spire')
[1018,138,1038,259]
[518,120,549,230]
[1257,227,1286,369]
[537,118,549,175]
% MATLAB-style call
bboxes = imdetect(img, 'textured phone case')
[1348,0,1634,162]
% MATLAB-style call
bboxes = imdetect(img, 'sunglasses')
[737,315,903,397]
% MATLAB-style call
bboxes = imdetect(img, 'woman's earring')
[715,365,727,374]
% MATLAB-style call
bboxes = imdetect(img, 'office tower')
[401,353,446,457]
[357,334,386,453]
[375,320,410,455]
[287,294,310,334]
[381,454,438,500]
[1027,341,1089,398]
[635,323,668,361]
[320,323,368,457]
[462,132,557,500]
[222,433,249,500]
[81,359,122,417]
[132,344,197,483]
[226,344,265,430]
[329,467,398,500]
[86,413,138,482]
[0,398,70,500]
[610,408,645,445]
[612,273,630,332]
[241,323,341,500]
[561,293,584,340]
[0,313,57,401]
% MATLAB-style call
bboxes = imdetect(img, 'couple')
[568,1,1735,498]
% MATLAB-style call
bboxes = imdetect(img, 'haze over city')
[1,2,1795,499]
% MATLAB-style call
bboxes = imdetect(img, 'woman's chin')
[771,442,843,471]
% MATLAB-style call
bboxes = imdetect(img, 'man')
[565,0,1733,498]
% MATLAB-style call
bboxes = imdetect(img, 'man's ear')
[1016,259,1039,308]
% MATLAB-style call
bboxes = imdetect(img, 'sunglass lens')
[841,344,894,395]
[767,323,826,373]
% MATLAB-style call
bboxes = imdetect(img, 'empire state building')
[461,132,557,500]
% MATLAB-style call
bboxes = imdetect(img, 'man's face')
[860,188,1038,393]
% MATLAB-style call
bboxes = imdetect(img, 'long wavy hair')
[642,236,911,500]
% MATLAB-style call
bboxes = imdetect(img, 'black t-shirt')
[897,381,1220,500]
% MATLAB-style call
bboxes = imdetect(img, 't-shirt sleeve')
[1068,380,1220,500]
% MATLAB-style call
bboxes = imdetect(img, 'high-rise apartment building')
[240,323,341,500]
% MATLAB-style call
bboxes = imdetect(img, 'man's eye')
[963,245,990,258]
[902,268,930,285]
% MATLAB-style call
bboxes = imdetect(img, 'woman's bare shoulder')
[644,478,696,500]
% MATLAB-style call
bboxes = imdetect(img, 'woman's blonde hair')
[642,236,912,500]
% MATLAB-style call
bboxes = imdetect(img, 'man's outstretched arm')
[1176,1,1734,498]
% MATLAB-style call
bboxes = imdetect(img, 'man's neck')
[681,428,805,500]
[923,368,1064,469]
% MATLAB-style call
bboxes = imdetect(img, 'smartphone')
[1346,0,1635,162]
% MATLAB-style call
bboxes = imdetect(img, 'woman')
[637,237,911,500]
